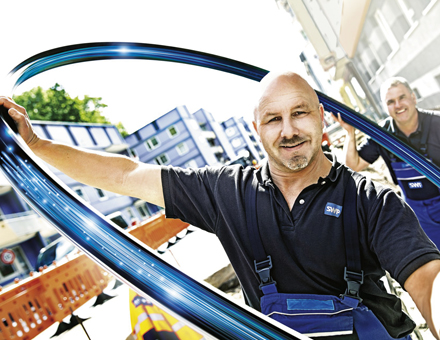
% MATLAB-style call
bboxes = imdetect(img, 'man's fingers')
[8,107,23,121]
[0,96,26,115]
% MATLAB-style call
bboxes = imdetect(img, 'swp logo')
[408,181,423,189]
[324,203,343,218]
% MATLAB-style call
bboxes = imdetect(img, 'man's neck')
[269,152,332,210]
[395,110,419,137]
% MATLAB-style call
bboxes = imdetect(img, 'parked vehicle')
[35,237,76,270]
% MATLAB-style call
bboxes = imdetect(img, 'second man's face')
[385,84,418,126]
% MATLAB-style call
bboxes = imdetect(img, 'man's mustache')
[279,136,307,146]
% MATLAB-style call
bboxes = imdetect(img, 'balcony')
[0,211,56,248]
[201,131,216,140]
[210,146,224,154]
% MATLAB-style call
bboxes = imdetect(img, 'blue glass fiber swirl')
[3,43,305,340]
[2,42,439,340]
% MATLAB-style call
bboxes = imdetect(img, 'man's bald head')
[254,71,319,122]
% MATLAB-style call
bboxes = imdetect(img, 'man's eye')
[268,117,281,122]
[293,111,307,116]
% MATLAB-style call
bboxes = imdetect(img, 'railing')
[0,212,190,340]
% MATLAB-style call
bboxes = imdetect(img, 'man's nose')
[280,119,299,138]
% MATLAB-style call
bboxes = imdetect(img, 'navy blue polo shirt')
[358,109,440,184]
[162,154,440,338]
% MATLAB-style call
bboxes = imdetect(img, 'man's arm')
[0,96,164,207]
[405,259,440,340]
[332,113,370,171]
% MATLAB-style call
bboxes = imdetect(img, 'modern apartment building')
[221,116,266,162]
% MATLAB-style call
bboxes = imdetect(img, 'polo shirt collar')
[258,152,344,187]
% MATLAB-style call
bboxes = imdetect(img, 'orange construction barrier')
[127,212,189,250]
[0,212,189,340]
[0,253,110,340]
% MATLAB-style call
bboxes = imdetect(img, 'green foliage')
[13,84,127,136]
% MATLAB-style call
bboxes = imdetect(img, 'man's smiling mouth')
[280,141,306,148]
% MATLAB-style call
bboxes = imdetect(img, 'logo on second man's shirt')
[408,181,423,189]
[324,202,342,218]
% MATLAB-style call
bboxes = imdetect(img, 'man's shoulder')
[418,108,440,117]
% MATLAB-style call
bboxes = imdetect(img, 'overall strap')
[245,175,277,295]
[419,113,433,155]
[341,173,364,303]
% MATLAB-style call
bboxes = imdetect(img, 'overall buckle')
[342,267,364,302]
[254,256,277,290]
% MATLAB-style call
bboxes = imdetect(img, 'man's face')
[385,84,418,126]
[253,74,324,173]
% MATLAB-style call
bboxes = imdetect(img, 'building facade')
[279,0,440,119]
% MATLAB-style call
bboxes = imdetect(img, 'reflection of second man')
[334,76,440,247]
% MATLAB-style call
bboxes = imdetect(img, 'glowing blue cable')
[2,42,439,340]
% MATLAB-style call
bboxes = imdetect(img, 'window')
[125,207,135,219]
[46,126,74,145]
[374,10,400,58]
[176,142,189,156]
[154,153,169,165]
[107,211,129,229]
[167,125,179,138]
[145,136,160,150]
[232,138,242,148]
[225,127,236,137]
[435,74,440,88]
[95,188,107,200]
[185,159,198,168]
[135,201,151,219]
[70,127,94,147]
[412,88,422,100]
[90,127,111,147]
[129,148,139,159]
[72,186,89,202]
[106,128,122,144]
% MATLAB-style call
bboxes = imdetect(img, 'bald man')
[1,72,439,339]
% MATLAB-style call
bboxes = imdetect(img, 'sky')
[0,0,309,134]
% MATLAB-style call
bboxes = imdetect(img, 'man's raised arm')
[332,113,370,172]
[0,96,164,207]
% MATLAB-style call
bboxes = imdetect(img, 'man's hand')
[331,112,355,135]
[0,96,40,148]
[405,259,440,339]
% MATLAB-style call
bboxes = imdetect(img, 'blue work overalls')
[245,174,412,339]
[388,114,440,247]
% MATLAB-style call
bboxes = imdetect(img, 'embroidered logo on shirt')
[408,181,423,189]
[324,203,342,218]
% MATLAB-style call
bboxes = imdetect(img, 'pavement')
[33,280,132,340]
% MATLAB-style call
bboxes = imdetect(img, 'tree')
[13,84,128,137]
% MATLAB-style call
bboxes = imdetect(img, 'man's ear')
[319,104,325,129]
[411,92,417,105]
[252,120,259,135]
